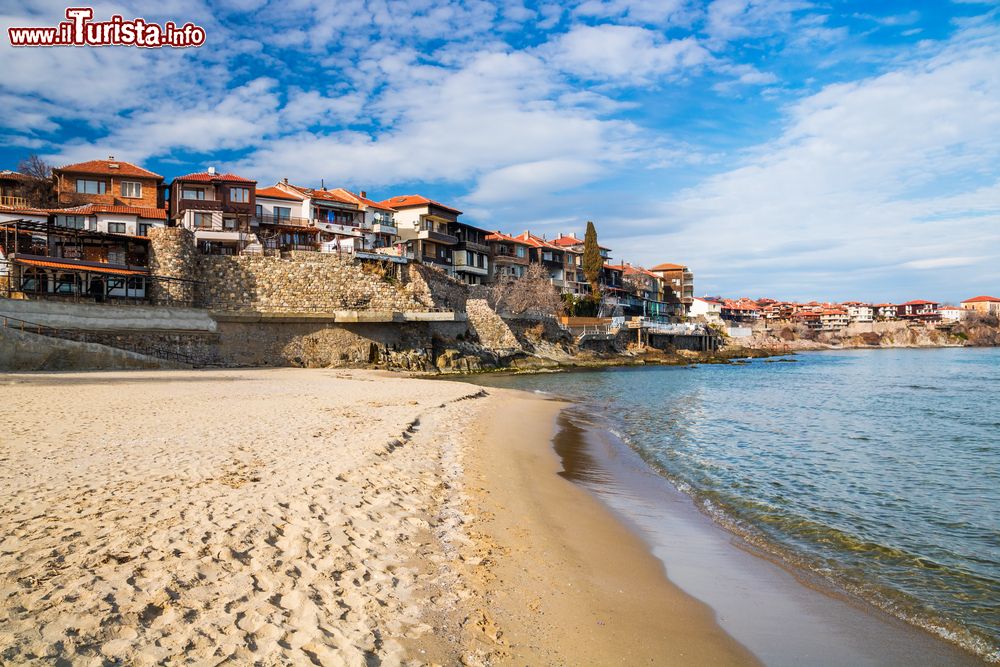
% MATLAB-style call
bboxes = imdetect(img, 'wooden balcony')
[0,195,28,208]
[178,198,223,212]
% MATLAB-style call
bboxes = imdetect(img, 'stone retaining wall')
[194,253,424,313]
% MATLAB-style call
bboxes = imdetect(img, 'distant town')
[0,156,996,335]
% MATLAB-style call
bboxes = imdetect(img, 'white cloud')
[607,24,1000,301]
[543,24,710,83]
[466,159,602,204]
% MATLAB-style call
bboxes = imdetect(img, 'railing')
[418,229,459,244]
[0,314,211,366]
[0,196,28,208]
[254,214,313,227]
[178,198,223,212]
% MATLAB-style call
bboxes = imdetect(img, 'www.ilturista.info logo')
[8,7,206,48]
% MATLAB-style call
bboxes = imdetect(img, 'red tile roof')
[0,170,34,182]
[60,204,167,220]
[255,186,303,202]
[550,235,583,247]
[485,231,529,245]
[378,195,462,214]
[649,262,686,271]
[14,257,149,275]
[55,159,162,180]
[323,188,396,211]
[900,299,938,306]
[175,171,255,184]
[961,295,1000,303]
[308,189,358,206]
[512,231,563,250]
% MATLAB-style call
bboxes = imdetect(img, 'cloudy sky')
[2,0,998,302]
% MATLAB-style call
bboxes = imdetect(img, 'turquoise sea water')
[471,348,1000,662]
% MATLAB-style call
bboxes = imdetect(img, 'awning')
[14,257,149,276]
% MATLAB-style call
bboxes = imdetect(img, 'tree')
[16,155,57,208]
[583,220,602,296]
[489,263,565,317]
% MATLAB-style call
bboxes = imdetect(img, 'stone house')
[53,157,163,210]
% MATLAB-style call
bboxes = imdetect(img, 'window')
[182,188,205,200]
[255,204,263,217]
[192,212,213,228]
[138,223,151,236]
[274,206,291,220]
[127,276,145,291]
[58,215,87,229]
[76,179,106,194]
[230,187,250,203]
[516,246,525,258]
[108,222,127,234]
[121,181,142,198]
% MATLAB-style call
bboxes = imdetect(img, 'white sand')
[0,369,489,665]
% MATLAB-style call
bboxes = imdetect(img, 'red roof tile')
[60,204,167,220]
[649,262,686,271]
[900,299,938,306]
[961,295,1000,303]
[175,171,255,184]
[255,186,303,202]
[14,257,149,275]
[378,195,462,214]
[55,159,163,180]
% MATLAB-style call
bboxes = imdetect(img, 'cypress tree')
[583,220,602,297]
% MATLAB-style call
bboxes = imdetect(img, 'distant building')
[648,263,694,315]
[689,297,723,323]
[960,295,1000,316]
[842,302,874,323]
[898,300,940,322]
[873,303,898,320]
[721,298,760,322]
[486,231,530,281]
[939,305,965,321]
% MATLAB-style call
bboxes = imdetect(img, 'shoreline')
[541,402,988,666]
[458,388,758,665]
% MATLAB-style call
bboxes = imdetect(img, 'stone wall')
[466,298,521,352]
[194,253,424,313]
[0,328,183,371]
[405,264,469,311]
[148,227,196,306]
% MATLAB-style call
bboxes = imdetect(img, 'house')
[818,307,850,331]
[721,298,761,322]
[549,233,613,297]
[898,299,940,322]
[0,211,161,301]
[873,303,898,320]
[842,302,874,323]
[486,231,530,281]
[960,295,1000,316]
[0,170,34,209]
[253,185,321,254]
[648,263,694,315]
[450,221,491,285]
[380,195,460,273]
[793,310,822,330]
[939,305,965,321]
[323,189,398,252]
[170,168,257,255]
[689,297,723,323]
[513,232,566,288]
[53,157,163,209]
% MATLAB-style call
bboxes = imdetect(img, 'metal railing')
[0,314,212,366]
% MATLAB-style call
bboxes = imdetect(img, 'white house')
[689,297,723,323]
[939,305,965,321]
[842,302,874,323]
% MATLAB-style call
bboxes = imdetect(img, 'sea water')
[471,348,1000,662]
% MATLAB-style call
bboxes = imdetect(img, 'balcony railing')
[178,198,223,212]
[418,229,458,244]
[372,223,397,235]
[254,214,313,227]
[0,196,28,208]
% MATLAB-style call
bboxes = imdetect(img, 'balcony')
[372,223,397,235]
[178,198,224,212]
[683,272,694,281]
[0,195,28,208]
[455,238,489,252]
[454,264,488,276]
[254,214,313,228]
[418,229,458,245]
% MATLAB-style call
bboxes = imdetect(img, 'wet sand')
[555,406,985,666]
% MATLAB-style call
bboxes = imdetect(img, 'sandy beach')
[0,368,754,665]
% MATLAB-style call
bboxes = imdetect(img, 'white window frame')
[182,188,206,200]
[121,181,142,198]
[230,187,250,203]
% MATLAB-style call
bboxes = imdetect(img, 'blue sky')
[2,0,999,303]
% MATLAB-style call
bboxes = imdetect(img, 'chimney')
[208,166,216,175]
[360,190,367,198]
[282,177,289,185]
[321,178,325,190]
